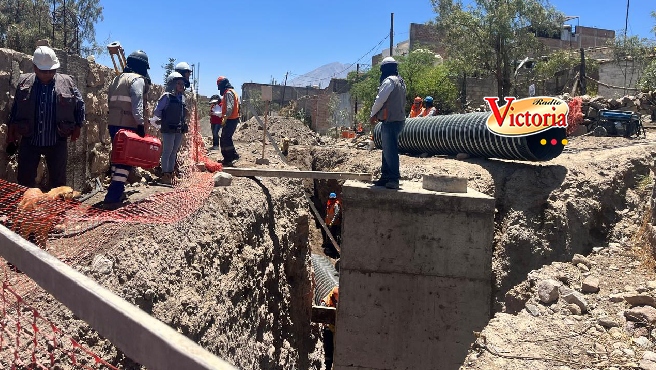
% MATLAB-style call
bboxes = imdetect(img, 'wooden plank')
[0,225,236,370]
[223,167,372,181]
[312,306,336,325]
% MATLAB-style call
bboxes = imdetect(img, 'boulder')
[625,306,656,325]
[582,276,600,293]
[537,279,561,304]
[624,293,656,308]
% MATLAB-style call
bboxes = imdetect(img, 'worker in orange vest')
[408,96,422,118]
[420,96,437,117]
[323,192,341,258]
[217,76,240,166]
[321,286,339,370]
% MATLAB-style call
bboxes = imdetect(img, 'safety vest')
[13,73,77,138]
[410,105,422,118]
[222,89,240,120]
[421,107,436,117]
[325,199,341,226]
[160,93,188,134]
[108,72,143,128]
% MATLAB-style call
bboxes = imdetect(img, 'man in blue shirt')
[6,46,85,189]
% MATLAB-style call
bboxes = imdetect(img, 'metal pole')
[390,13,394,57]
[262,101,269,160]
[355,64,359,116]
[580,48,586,95]
[280,71,288,109]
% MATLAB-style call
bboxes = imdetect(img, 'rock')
[561,290,588,312]
[594,342,606,353]
[588,107,598,118]
[590,101,605,110]
[611,349,624,357]
[537,279,561,304]
[577,263,590,272]
[644,351,656,362]
[626,285,637,292]
[634,336,652,348]
[598,317,620,328]
[525,304,540,317]
[572,254,593,268]
[569,125,588,137]
[625,306,656,325]
[624,293,656,307]
[568,303,582,315]
[624,348,636,357]
[456,153,470,160]
[582,276,600,293]
[213,172,233,187]
[609,327,624,339]
[91,255,113,274]
[646,281,656,290]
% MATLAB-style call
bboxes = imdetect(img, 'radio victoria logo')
[484,96,570,146]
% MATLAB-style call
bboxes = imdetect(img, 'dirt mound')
[235,116,321,146]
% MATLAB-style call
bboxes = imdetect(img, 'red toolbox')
[111,129,162,169]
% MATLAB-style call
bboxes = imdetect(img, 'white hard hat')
[33,46,60,70]
[381,57,397,65]
[167,71,184,84]
[175,62,192,73]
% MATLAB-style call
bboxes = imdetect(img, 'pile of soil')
[235,116,321,146]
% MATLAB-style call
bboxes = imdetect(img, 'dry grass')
[632,204,656,271]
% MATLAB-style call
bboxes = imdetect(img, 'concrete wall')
[598,60,646,98]
[334,181,495,370]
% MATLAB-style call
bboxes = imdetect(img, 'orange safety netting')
[0,103,220,368]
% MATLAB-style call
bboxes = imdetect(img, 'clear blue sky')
[93,0,656,97]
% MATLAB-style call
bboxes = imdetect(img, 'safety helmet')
[209,94,221,104]
[329,193,337,199]
[126,50,149,69]
[424,96,434,104]
[381,56,397,65]
[175,62,192,74]
[167,71,184,84]
[33,46,60,70]
[216,76,226,86]
[413,97,422,104]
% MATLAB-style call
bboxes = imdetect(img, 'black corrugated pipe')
[373,112,566,161]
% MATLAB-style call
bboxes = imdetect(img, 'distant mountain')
[289,62,356,88]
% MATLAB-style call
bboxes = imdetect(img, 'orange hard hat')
[216,76,226,85]
[414,96,422,103]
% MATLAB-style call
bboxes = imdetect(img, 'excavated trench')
[287,136,656,313]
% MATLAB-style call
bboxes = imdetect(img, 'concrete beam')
[0,225,236,370]
[223,167,372,181]
[311,306,336,325]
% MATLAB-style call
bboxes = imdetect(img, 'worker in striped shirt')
[6,46,85,189]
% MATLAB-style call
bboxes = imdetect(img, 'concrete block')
[422,174,467,193]
[213,172,233,187]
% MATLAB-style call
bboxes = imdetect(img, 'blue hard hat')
[424,96,434,103]
[329,193,337,199]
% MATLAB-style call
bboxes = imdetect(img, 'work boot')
[385,181,400,190]
[159,172,172,185]
[372,178,388,187]
[211,146,219,151]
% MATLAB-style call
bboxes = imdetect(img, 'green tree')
[637,60,656,92]
[431,0,564,99]
[0,0,103,56]
[607,35,654,91]
[162,57,176,84]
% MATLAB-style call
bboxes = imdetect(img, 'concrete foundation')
[334,181,495,370]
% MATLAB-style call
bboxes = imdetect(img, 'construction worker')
[216,76,240,166]
[369,57,407,190]
[174,62,192,89]
[6,46,85,189]
[420,96,437,117]
[323,192,341,258]
[152,72,188,185]
[209,95,223,150]
[102,50,150,209]
[409,96,422,118]
[321,286,339,370]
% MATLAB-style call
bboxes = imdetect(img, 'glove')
[136,125,146,138]
[70,126,81,142]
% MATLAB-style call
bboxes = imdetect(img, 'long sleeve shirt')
[153,93,183,119]
[9,76,85,147]
[370,77,396,118]
[129,77,146,126]
[224,90,236,118]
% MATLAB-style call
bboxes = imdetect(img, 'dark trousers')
[104,126,134,203]
[323,327,334,370]
[17,138,67,189]
[380,121,404,182]
[211,124,221,147]
[220,118,239,162]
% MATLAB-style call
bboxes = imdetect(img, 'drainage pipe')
[373,112,566,161]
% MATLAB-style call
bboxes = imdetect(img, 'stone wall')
[0,47,165,191]
[598,60,647,98]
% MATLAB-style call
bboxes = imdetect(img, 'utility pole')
[623,0,629,95]
[63,0,67,51]
[52,0,56,46]
[390,13,394,57]
[280,71,289,109]
[580,48,586,95]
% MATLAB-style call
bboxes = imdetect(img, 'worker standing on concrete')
[102,50,150,209]
[216,76,240,166]
[209,95,223,150]
[152,72,188,185]
[323,192,341,258]
[420,96,437,117]
[6,46,85,189]
[321,286,339,370]
[408,96,422,118]
[369,57,407,190]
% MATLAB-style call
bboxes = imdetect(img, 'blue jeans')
[161,132,183,173]
[380,121,404,182]
[105,125,135,203]
[211,124,221,147]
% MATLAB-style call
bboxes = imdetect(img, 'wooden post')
[262,100,269,160]
[256,86,273,165]
[580,48,586,95]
